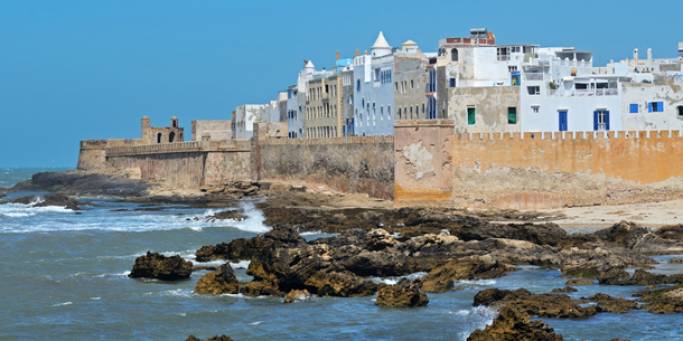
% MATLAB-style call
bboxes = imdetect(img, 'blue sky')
[1,0,681,167]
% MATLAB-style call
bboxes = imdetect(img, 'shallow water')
[1,169,682,340]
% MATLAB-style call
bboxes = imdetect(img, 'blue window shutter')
[593,111,599,131]
[630,104,638,113]
[658,102,664,112]
[648,102,653,112]
[605,111,610,131]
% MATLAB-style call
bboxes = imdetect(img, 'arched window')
[451,48,459,62]
[169,131,176,143]
[156,132,162,144]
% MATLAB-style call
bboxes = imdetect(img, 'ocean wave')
[94,271,131,278]
[51,301,73,307]
[224,201,270,233]
[370,272,428,285]
[0,202,73,218]
[452,305,498,341]
[455,279,497,286]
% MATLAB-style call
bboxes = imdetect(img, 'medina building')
[353,32,432,136]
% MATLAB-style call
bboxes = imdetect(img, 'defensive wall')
[395,120,683,209]
[78,119,683,208]
[257,136,395,199]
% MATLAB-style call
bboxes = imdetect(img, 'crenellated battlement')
[261,135,393,146]
[453,129,683,142]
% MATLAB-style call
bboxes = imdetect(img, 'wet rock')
[669,257,683,264]
[303,270,377,297]
[467,305,563,341]
[239,280,281,297]
[195,225,306,262]
[283,289,311,304]
[12,193,81,210]
[453,222,567,246]
[599,268,683,286]
[129,252,193,280]
[590,293,638,313]
[375,279,429,308]
[565,277,594,286]
[208,209,246,221]
[638,284,683,313]
[186,335,233,341]
[593,221,648,249]
[551,286,578,293]
[195,264,239,295]
[16,171,149,197]
[365,228,398,250]
[473,288,597,319]
[422,255,513,293]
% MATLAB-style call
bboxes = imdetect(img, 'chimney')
[335,51,341,60]
[354,48,361,57]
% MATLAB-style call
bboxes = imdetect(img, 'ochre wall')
[108,152,206,189]
[259,136,395,199]
[396,120,683,209]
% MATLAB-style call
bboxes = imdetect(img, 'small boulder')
[467,306,563,341]
[304,270,377,297]
[638,284,683,313]
[375,279,429,308]
[283,289,311,304]
[186,335,233,341]
[129,252,192,280]
[422,255,512,293]
[195,264,239,295]
[565,277,594,286]
[590,293,638,313]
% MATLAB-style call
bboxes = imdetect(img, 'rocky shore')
[5,170,683,339]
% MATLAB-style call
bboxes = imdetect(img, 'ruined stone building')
[141,116,184,144]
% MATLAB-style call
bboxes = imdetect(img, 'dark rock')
[208,209,246,221]
[590,293,638,313]
[551,286,578,293]
[303,270,377,297]
[283,289,311,304]
[375,279,429,308]
[239,280,281,297]
[669,257,683,264]
[129,252,192,280]
[565,277,594,286]
[186,335,233,341]
[593,221,648,248]
[637,284,683,313]
[195,225,306,262]
[453,222,568,246]
[422,255,513,293]
[15,171,149,197]
[467,306,563,341]
[599,268,683,285]
[195,264,239,295]
[473,288,597,319]
[12,193,81,210]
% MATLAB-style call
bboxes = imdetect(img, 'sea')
[1,168,682,340]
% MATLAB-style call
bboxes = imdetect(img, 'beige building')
[141,116,184,144]
[304,72,344,138]
[447,86,521,133]
[394,40,429,121]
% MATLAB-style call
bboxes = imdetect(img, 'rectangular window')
[527,86,540,95]
[648,101,664,112]
[629,103,639,114]
[467,107,476,125]
[449,78,456,88]
[507,107,517,124]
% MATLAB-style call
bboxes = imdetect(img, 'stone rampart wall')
[259,136,395,199]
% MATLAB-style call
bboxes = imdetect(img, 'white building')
[353,32,396,136]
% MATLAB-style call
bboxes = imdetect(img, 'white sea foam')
[370,272,428,285]
[226,201,270,233]
[249,321,264,326]
[230,260,251,269]
[94,271,130,278]
[90,296,101,301]
[159,288,194,298]
[455,279,497,286]
[0,202,73,218]
[453,305,498,341]
[51,301,73,307]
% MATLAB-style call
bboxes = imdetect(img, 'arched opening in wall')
[451,48,459,62]
[677,105,683,118]
[172,119,178,128]
[156,133,162,144]
[169,131,176,143]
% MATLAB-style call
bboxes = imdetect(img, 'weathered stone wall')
[78,139,141,171]
[396,120,683,209]
[258,136,395,199]
[108,152,206,189]
[192,120,232,141]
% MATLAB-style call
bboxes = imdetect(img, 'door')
[558,110,568,132]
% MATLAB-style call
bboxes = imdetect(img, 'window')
[678,106,683,118]
[356,80,361,92]
[648,101,664,112]
[507,107,517,124]
[629,103,639,114]
[531,105,540,113]
[449,78,456,88]
[527,86,541,95]
[467,107,476,125]
[410,80,414,89]
[451,48,459,62]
